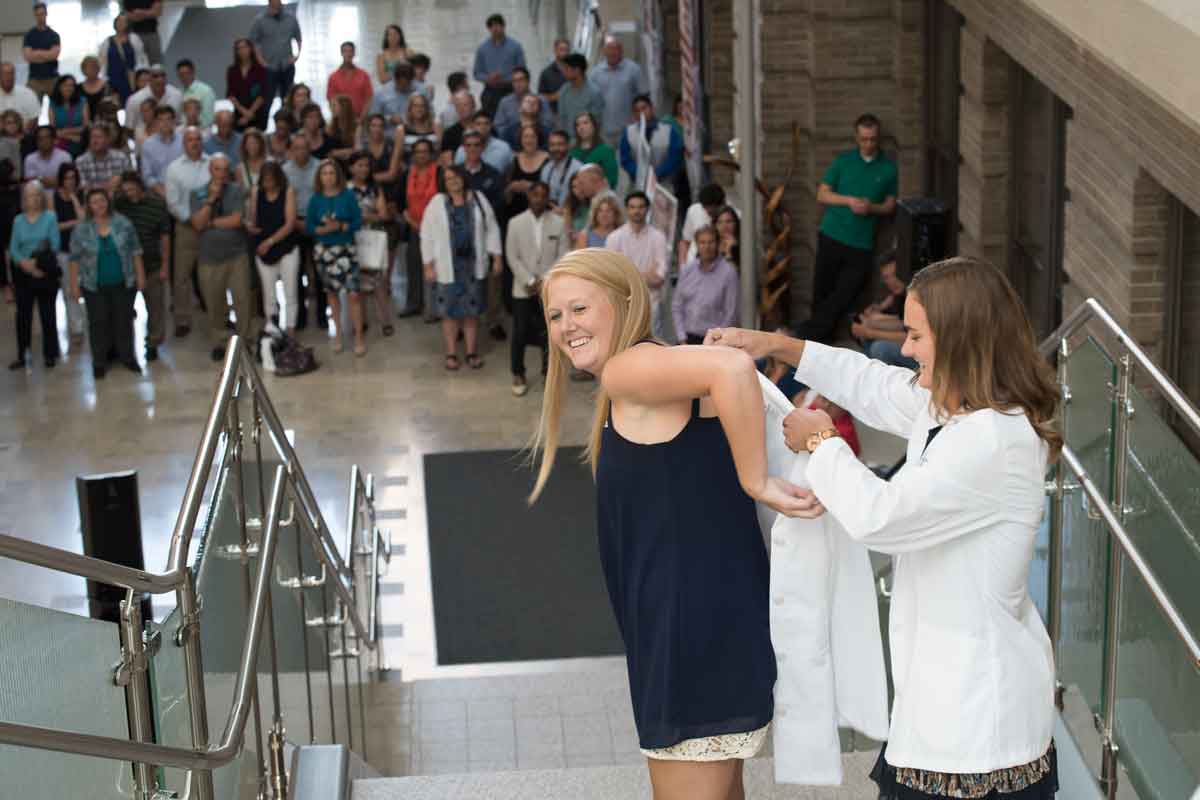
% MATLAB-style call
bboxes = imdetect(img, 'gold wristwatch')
[805,427,841,453]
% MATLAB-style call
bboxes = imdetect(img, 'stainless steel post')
[295,519,316,745]
[339,605,355,752]
[733,0,759,328]
[320,577,338,744]
[1049,337,1069,710]
[1099,353,1132,800]
[178,571,214,800]
[119,593,157,799]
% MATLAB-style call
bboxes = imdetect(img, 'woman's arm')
[373,186,389,223]
[602,344,815,516]
[375,53,388,85]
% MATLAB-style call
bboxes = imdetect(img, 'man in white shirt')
[606,190,668,338]
[0,62,41,129]
[505,181,568,396]
[164,127,210,337]
[678,182,733,266]
[124,63,183,127]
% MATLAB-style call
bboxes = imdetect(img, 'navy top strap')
[690,397,702,418]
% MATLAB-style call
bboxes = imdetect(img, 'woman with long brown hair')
[227,38,269,132]
[708,256,1061,800]
[529,248,811,800]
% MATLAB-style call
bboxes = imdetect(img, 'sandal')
[444,354,460,371]
[332,339,344,354]
[382,324,395,337]
[354,342,367,357]
[466,353,484,370]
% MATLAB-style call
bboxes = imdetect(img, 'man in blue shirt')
[370,62,420,136]
[454,111,513,174]
[493,66,554,143]
[472,13,525,117]
[203,105,242,167]
[619,95,683,189]
[22,3,60,100]
[590,37,648,148]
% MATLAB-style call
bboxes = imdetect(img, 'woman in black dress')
[504,123,548,220]
[530,248,814,799]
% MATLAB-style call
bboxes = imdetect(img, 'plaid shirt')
[76,148,132,190]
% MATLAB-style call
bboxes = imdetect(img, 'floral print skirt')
[315,242,360,293]
[871,741,1058,799]
[640,723,770,762]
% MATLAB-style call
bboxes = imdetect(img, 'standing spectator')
[459,130,505,230]
[538,38,570,113]
[0,114,19,304]
[164,127,210,337]
[540,129,581,209]
[438,90,475,165]
[325,95,359,161]
[556,55,604,143]
[299,103,335,160]
[605,190,668,337]
[52,162,85,345]
[68,188,147,377]
[249,0,301,109]
[23,124,71,188]
[375,25,413,85]
[348,151,393,336]
[244,160,298,336]
[131,97,159,156]
[494,66,553,143]
[569,112,617,189]
[176,59,214,128]
[504,124,548,220]
[678,182,728,266]
[574,163,617,219]
[23,3,60,101]
[79,57,115,121]
[714,205,740,265]
[505,181,565,395]
[114,170,169,360]
[227,39,269,132]
[281,133,323,330]
[139,105,181,196]
[0,111,26,164]
[283,83,311,128]
[0,63,42,128]
[305,158,364,355]
[437,72,469,129]
[76,125,131,193]
[362,114,400,185]
[124,0,162,66]
[473,13,525,117]
[233,131,266,194]
[371,62,419,137]
[99,15,146,106]
[420,164,501,370]
[590,37,648,149]
[672,226,738,344]
[203,104,243,166]
[124,64,181,126]
[8,180,59,370]
[453,112,512,174]
[800,113,897,343]
[326,41,373,118]
[619,95,683,187]
[48,75,87,156]
[268,110,293,161]
[190,154,251,360]
[394,137,438,319]
[501,94,549,149]
[399,94,440,159]
[575,192,621,250]
[850,250,917,369]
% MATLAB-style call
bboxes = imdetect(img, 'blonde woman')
[575,193,622,250]
[530,248,812,800]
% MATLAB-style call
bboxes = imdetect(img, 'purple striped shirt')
[672,256,738,342]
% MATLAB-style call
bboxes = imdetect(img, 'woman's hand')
[423,264,435,282]
[752,476,826,519]
[782,407,835,454]
[69,281,80,301]
[256,239,272,256]
[704,326,776,360]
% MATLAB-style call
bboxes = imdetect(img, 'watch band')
[806,427,841,453]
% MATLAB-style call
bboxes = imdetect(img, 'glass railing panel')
[0,596,133,798]
[1057,337,1116,721]
[148,606,192,795]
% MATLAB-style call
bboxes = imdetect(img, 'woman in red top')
[396,138,439,319]
[227,38,270,132]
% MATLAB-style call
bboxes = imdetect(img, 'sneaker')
[210,347,225,362]
[512,375,528,396]
[145,345,159,362]
[174,324,190,338]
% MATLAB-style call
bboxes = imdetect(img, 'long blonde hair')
[908,256,1062,460]
[528,248,653,503]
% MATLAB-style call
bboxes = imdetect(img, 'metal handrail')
[1039,297,1200,442]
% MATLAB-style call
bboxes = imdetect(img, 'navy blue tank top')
[596,374,776,749]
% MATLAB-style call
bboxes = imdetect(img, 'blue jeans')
[867,338,917,369]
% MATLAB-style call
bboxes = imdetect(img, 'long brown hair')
[908,256,1061,460]
[528,248,653,503]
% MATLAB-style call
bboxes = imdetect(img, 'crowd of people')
[0,1,738,391]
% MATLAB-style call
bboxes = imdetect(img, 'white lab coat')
[796,342,1055,775]
[756,374,890,785]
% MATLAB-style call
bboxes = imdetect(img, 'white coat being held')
[797,341,1055,776]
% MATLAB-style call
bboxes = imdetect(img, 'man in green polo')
[799,113,897,342]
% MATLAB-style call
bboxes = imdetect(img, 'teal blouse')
[70,213,143,291]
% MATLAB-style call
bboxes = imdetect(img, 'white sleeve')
[795,341,926,438]
[807,414,1006,554]
[479,194,501,256]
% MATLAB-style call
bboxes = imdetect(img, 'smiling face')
[318,162,339,191]
[902,292,936,389]
[545,274,616,374]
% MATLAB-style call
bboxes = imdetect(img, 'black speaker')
[77,471,152,624]
[896,197,952,277]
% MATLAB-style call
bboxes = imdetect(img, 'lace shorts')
[640,723,770,762]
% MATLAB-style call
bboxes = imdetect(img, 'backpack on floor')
[261,330,318,377]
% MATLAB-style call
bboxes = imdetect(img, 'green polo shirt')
[818,149,898,251]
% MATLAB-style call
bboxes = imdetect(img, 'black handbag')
[28,239,61,290]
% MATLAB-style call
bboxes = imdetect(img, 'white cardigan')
[97,33,148,79]
[757,375,889,785]
[419,191,501,284]
[797,342,1055,775]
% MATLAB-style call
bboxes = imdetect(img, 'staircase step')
[353,752,881,799]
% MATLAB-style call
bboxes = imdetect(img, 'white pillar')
[733,0,759,328]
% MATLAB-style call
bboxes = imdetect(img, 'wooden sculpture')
[704,121,801,329]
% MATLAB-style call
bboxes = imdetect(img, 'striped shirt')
[114,193,170,270]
